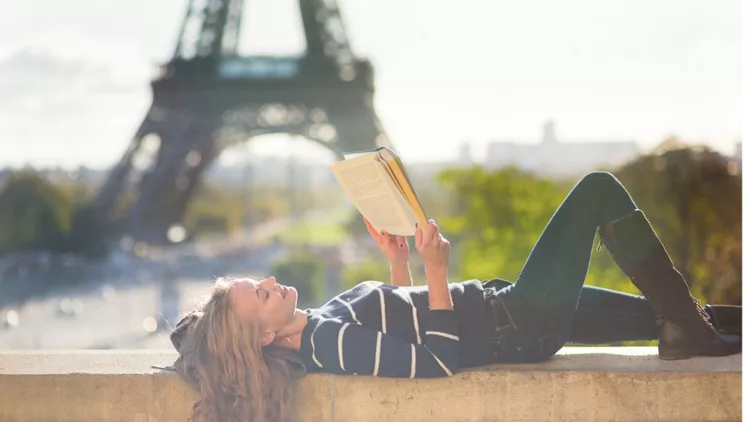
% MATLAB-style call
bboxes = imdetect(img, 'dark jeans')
[484,172,659,363]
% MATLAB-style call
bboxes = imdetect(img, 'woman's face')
[229,277,298,335]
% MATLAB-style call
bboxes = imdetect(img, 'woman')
[170,171,741,422]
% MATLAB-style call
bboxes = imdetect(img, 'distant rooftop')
[486,121,640,176]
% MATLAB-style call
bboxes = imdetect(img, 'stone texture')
[0,348,741,422]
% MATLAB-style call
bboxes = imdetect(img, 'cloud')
[0,28,151,112]
[0,28,152,168]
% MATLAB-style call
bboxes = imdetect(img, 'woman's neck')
[272,308,309,352]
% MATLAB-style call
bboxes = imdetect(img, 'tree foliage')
[0,172,73,255]
[0,172,109,259]
[66,203,109,259]
[435,142,741,305]
[614,141,741,304]
[341,259,390,290]
[268,251,325,308]
[436,165,567,282]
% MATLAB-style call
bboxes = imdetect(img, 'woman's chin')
[288,286,299,307]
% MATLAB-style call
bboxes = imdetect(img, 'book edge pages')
[376,150,428,229]
[329,154,415,236]
[342,146,387,161]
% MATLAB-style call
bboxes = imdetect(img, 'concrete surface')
[0,347,741,422]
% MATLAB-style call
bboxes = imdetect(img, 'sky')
[0,0,742,169]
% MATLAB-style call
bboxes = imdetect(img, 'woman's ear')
[260,331,275,346]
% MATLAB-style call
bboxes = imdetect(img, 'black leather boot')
[704,304,742,336]
[599,210,741,360]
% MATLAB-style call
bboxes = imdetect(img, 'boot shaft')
[599,210,741,358]
[599,210,695,318]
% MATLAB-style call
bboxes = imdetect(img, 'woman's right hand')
[414,219,451,271]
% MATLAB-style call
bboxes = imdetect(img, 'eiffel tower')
[94,0,392,244]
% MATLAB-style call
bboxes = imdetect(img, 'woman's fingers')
[364,217,380,239]
[414,219,450,268]
[430,220,441,244]
[423,219,439,246]
[383,231,393,247]
[438,233,449,250]
[415,220,440,251]
[388,235,403,250]
[422,220,436,245]
[364,218,392,247]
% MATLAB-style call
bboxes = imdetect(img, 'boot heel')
[658,347,691,360]
[657,320,695,360]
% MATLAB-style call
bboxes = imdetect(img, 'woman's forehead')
[220,277,258,288]
[231,278,259,293]
[228,280,260,315]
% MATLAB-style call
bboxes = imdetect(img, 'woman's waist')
[482,279,542,336]
[483,280,518,333]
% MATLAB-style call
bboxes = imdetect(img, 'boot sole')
[658,346,694,360]
[659,341,742,360]
[659,352,692,360]
[658,320,698,360]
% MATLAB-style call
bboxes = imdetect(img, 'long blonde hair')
[183,278,296,422]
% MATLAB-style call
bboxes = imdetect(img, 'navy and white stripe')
[334,297,361,324]
[298,281,487,379]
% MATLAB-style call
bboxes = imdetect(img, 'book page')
[330,155,415,236]
[376,149,429,229]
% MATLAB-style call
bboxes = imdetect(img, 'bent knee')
[578,171,619,189]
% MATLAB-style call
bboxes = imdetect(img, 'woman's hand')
[415,219,453,310]
[364,218,410,264]
[414,219,450,271]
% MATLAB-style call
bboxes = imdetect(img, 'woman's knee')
[575,171,620,193]
[581,171,617,184]
[574,171,637,221]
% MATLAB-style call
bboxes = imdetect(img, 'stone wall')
[0,347,741,422]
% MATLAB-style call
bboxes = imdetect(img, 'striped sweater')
[298,280,493,378]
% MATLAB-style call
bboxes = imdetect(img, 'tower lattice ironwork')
[94,0,392,244]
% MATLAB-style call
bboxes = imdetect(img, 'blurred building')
[403,142,477,183]
[457,141,474,166]
[485,121,640,176]
[733,141,741,172]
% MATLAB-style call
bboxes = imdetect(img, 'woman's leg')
[491,172,642,361]
[490,171,739,362]
[571,289,743,342]
[570,285,658,344]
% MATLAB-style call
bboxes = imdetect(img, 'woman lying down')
[169,172,741,422]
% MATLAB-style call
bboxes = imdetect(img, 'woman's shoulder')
[340,280,386,296]
[356,280,386,288]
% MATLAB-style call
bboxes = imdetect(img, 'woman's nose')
[259,276,277,289]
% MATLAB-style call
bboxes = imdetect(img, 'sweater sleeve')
[307,310,460,378]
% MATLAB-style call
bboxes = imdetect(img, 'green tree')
[269,251,325,307]
[184,183,245,238]
[614,140,742,304]
[435,165,567,282]
[0,172,73,255]
[67,203,110,259]
[341,259,390,290]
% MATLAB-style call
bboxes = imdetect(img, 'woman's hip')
[484,282,566,363]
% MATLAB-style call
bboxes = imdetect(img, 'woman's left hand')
[364,218,410,264]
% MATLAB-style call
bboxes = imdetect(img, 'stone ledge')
[0,347,741,422]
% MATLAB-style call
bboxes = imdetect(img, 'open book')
[330,147,429,236]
